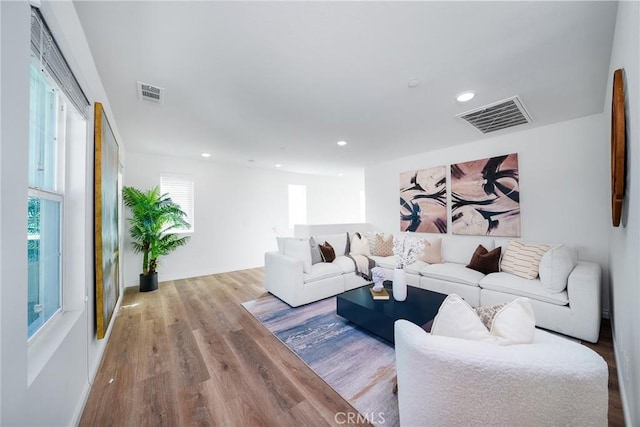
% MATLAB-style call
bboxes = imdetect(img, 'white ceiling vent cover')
[457,96,532,134]
[137,81,164,105]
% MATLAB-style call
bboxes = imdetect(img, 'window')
[27,61,64,338]
[288,184,307,228]
[160,175,194,233]
[28,7,89,340]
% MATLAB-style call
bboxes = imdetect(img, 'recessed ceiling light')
[201,153,211,158]
[275,164,282,168]
[337,140,347,146]
[408,79,420,88]
[456,91,476,102]
[338,173,344,177]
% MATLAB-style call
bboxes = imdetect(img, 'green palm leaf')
[122,186,191,275]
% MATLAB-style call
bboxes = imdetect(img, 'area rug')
[242,295,399,427]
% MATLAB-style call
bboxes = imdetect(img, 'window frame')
[160,174,195,234]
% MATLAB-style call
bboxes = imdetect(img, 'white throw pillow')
[430,295,496,343]
[283,238,312,273]
[501,240,550,279]
[538,244,577,293]
[490,298,536,345]
[431,294,536,346]
[350,233,371,256]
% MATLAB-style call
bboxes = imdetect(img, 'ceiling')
[73,1,618,176]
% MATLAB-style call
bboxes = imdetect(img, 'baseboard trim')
[612,327,632,426]
[125,266,263,288]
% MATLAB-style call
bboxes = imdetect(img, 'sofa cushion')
[421,263,485,287]
[315,233,348,257]
[350,233,371,256]
[370,255,396,270]
[303,262,343,284]
[283,238,312,273]
[309,237,323,265]
[538,244,577,293]
[405,260,430,275]
[333,255,355,274]
[420,238,443,264]
[466,245,501,275]
[319,241,336,263]
[372,234,394,256]
[500,240,550,279]
[479,272,569,306]
[442,237,494,264]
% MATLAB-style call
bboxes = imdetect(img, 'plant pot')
[140,273,158,292]
[393,268,407,301]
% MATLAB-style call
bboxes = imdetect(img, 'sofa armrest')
[566,261,601,343]
[264,251,304,307]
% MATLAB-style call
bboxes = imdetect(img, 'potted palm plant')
[122,186,191,292]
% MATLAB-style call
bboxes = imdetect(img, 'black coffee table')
[336,281,447,343]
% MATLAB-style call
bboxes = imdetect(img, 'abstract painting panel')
[451,153,520,236]
[94,102,120,339]
[400,166,447,233]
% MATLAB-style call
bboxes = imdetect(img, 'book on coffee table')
[370,288,390,300]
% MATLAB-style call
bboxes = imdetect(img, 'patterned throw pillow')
[501,240,550,280]
[474,303,507,330]
[373,234,394,256]
[319,241,336,263]
[466,245,502,274]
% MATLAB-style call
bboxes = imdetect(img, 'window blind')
[160,175,194,232]
[31,7,90,118]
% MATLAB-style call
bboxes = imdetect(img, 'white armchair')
[394,319,608,426]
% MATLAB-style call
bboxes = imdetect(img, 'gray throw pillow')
[309,237,323,265]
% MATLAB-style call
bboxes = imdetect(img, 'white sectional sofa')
[264,224,602,342]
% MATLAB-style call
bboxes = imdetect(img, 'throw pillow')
[283,238,312,274]
[309,237,323,265]
[466,245,502,274]
[315,233,348,257]
[500,240,550,280]
[350,233,371,256]
[538,244,577,293]
[474,303,506,330]
[372,234,394,256]
[319,241,336,263]
[420,238,443,264]
[430,295,496,343]
[490,298,536,345]
[430,294,535,346]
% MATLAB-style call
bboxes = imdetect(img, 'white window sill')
[27,308,83,386]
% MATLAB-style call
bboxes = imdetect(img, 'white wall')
[123,152,364,285]
[0,1,125,425]
[365,114,610,312]
[606,1,639,425]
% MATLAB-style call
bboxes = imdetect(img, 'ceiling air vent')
[457,96,532,134]
[137,81,164,105]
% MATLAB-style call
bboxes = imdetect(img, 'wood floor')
[80,268,625,426]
